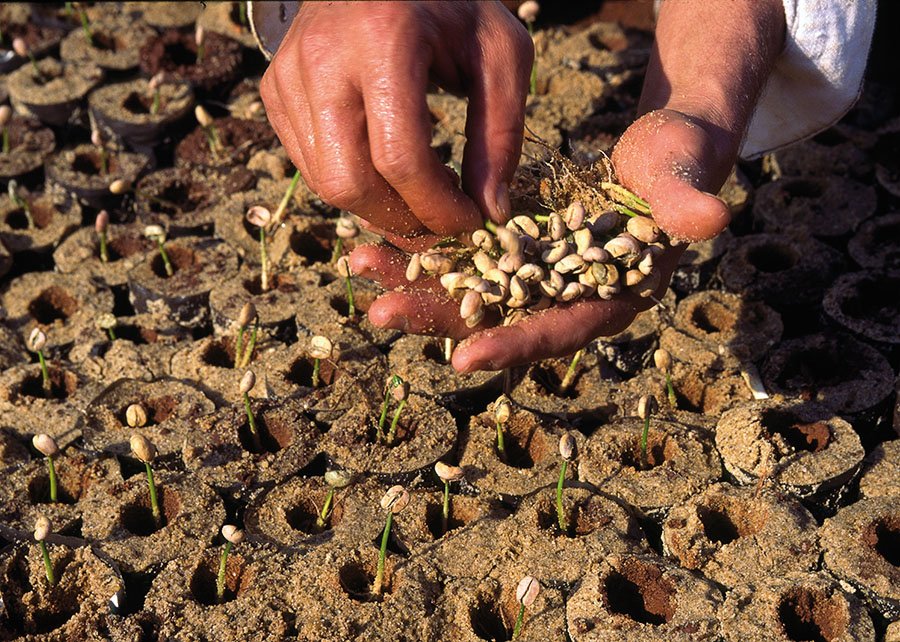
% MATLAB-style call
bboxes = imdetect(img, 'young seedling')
[377,374,402,437]
[28,328,51,394]
[316,469,353,530]
[95,210,110,262]
[130,433,161,527]
[91,127,108,175]
[34,515,55,585]
[217,524,243,603]
[308,335,334,389]
[143,225,173,276]
[195,105,222,157]
[72,2,92,45]
[0,105,11,154]
[240,370,261,450]
[32,434,60,503]
[233,302,258,369]
[147,72,165,115]
[8,180,34,229]
[332,214,360,263]
[556,433,576,533]
[653,348,677,408]
[373,485,409,596]
[97,312,117,341]
[246,205,272,291]
[126,403,148,429]
[382,376,409,446]
[194,24,205,64]
[336,256,356,319]
[494,394,512,463]
[637,394,659,470]
[512,575,540,639]
[269,169,302,231]
[517,1,540,96]
[12,38,44,80]
[559,348,584,395]
[434,462,464,536]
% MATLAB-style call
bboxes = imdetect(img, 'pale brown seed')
[434,461,464,483]
[471,229,495,251]
[335,216,360,239]
[558,281,583,302]
[596,284,621,300]
[631,269,661,298]
[195,105,214,128]
[472,251,497,274]
[34,515,51,542]
[221,524,244,544]
[380,485,410,513]
[638,394,659,420]
[392,380,410,401]
[653,348,672,373]
[465,307,485,327]
[563,201,585,230]
[239,370,256,394]
[463,275,484,290]
[419,252,454,274]
[143,224,165,240]
[130,433,157,463]
[440,272,467,293]
[587,211,619,234]
[555,254,586,275]
[604,234,641,267]
[541,239,569,264]
[637,248,655,275]
[32,434,59,458]
[12,38,28,58]
[516,576,540,607]
[579,269,598,288]
[483,268,511,291]
[590,262,619,287]
[405,253,422,282]
[573,228,594,255]
[509,275,529,302]
[581,246,609,263]
[126,403,148,428]
[28,327,47,352]
[94,210,109,234]
[548,213,566,241]
[246,205,272,228]
[516,263,545,283]
[336,256,352,278]
[237,302,257,328]
[559,432,577,460]
[517,0,540,22]
[325,470,353,488]
[309,335,333,360]
[510,215,540,239]
[624,269,645,287]
[495,227,521,254]
[108,179,130,195]
[626,216,661,243]
[497,252,525,274]
[460,290,483,319]
[0,105,11,128]
[494,396,511,423]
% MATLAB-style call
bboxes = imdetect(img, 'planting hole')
[109,234,150,261]
[120,487,179,536]
[602,561,675,625]
[29,286,79,324]
[328,292,374,317]
[338,561,387,601]
[285,493,344,534]
[238,412,293,454]
[422,341,445,363]
[201,337,236,367]
[117,395,177,427]
[151,244,196,278]
[864,516,900,567]
[761,410,831,454]
[5,201,53,230]
[286,356,339,387]
[747,243,798,273]
[775,346,859,392]
[530,363,581,399]
[123,91,152,115]
[783,179,825,200]
[190,552,250,605]
[778,586,848,642]
[424,498,483,540]
[72,151,119,176]
[537,495,613,539]
[690,301,736,335]
[162,40,198,67]
[620,433,671,470]
[243,273,299,296]
[839,275,900,325]
[697,501,763,545]
[498,420,550,469]
[470,598,510,641]
[20,368,78,400]
[289,229,331,264]
[89,31,122,52]
[28,472,79,505]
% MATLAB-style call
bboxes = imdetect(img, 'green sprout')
[233,302,258,369]
[32,434,60,503]
[195,24,205,64]
[246,206,272,291]
[194,105,222,157]
[493,395,512,463]
[638,394,659,470]
[95,210,110,262]
[654,349,677,408]
[0,105,11,153]
[308,335,334,389]
[8,180,34,229]
[556,433,576,534]
[373,485,409,596]
[12,38,45,81]
[148,73,165,115]
[240,370,261,451]
[143,225,173,277]
[517,1,539,96]
[336,256,356,319]
[558,347,584,395]
[28,328,51,394]
[316,470,352,530]
[33,516,56,585]
[513,575,540,639]
[332,214,359,263]
[217,525,243,603]
[434,462,464,536]
[73,2,92,45]
[270,169,302,231]
[130,433,161,527]
[238,1,248,26]
[377,375,408,445]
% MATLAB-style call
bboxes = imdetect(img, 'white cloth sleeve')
[739,0,878,159]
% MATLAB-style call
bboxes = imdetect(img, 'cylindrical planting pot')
[52,222,156,287]
[7,58,103,126]
[0,184,81,257]
[0,114,55,186]
[45,143,150,210]
[59,15,155,71]
[858,440,900,499]
[823,270,900,346]
[133,166,221,237]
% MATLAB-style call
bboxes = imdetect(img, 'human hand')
[259,1,533,247]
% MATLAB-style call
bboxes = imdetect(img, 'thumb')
[611,109,732,242]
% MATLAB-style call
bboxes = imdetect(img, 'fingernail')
[495,183,511,222]
[377,314,410,332]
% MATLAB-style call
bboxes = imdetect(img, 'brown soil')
[139,29,242,94]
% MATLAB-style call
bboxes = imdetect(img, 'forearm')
[640,0,786,171]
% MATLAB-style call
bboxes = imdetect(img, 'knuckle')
[315,176,366,211]
[371,143,418,184]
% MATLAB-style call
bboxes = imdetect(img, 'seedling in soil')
[336,256,356,319]
[109,178,130,196]
[8,180,34,228]
[556,432,576,533]
[494,395,512,463]
[308,335,334,389]
[32,434,60,503]
[217,524,243,603]
[332,214,360,263]
[130,433,161,527]
[28,328,51,394]
[95,210,110,262]
[434,462,464,536]
[195,105,222,157]
[240,370,262,451]
[73,2,93,45]
[147,72,165,115]
[270,169,302,231]
[513,575,540,639]
[233,302,258,369]
[13,38,44,80]
[97,312,117,341]
[91,127,108,175]
[377,375,409,445]
[637,394,659,470]
[246,205,272,291]
[195,24,206,64]
[34,515,55,585]
[373,485,409,596]
[559,348,584,394]
[316,469,353,530]
[143,225,173,276]
[126,403,148,428]
[0,105,11,153]
[517,1,540,96]
[653,348,677,408]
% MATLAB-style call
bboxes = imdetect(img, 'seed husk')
[497,251,525,274]
[510,215,540,239]
[472,251,497,274]
[126,403,148,428]
[626,215,660,243]
[309,335,333,360]
[33,434,59,457]
[541,239,569,264]
[460,290,483,319]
